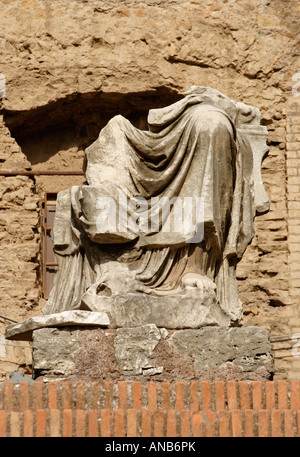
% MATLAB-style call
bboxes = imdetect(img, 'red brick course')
[0,380,299,436]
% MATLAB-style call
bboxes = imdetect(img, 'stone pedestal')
[5,310,274,381]
[30,324,273,381]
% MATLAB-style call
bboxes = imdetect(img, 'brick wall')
[282,97,300,379]
[0,115,40,379]
[287,97,300,325]
[0,380,299,437]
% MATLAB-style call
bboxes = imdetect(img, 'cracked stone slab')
[5,310,110,341]
[168,326,274,374]
[114,324,162,375]
[32,327,81,377]
[86,292,231,328]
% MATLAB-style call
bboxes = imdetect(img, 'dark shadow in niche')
[2,88,183,167]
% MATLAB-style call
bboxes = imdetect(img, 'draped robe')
[43,87,268,325]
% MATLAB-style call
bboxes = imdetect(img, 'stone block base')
[32,325,274,382]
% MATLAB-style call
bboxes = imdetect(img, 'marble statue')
[42,86,269,328]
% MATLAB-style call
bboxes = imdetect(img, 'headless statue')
[43,86,269,328]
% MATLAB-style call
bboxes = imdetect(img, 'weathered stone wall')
[0,0,299,380]
[0,116,37,378]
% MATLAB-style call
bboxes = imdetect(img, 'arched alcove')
[3,88,183,171]
[2,87,183,298]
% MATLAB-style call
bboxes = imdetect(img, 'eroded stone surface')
[168,326,274,374]
[30,325,273,381]
[114,324,162,375]
[32,327,81,377]
[107,292,231,329]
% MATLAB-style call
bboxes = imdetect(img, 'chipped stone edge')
[5,310,110,342]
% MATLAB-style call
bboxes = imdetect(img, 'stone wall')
[0,0,300,380]
[0,116,38,378]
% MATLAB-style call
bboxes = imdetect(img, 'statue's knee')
[191,106,233,136]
